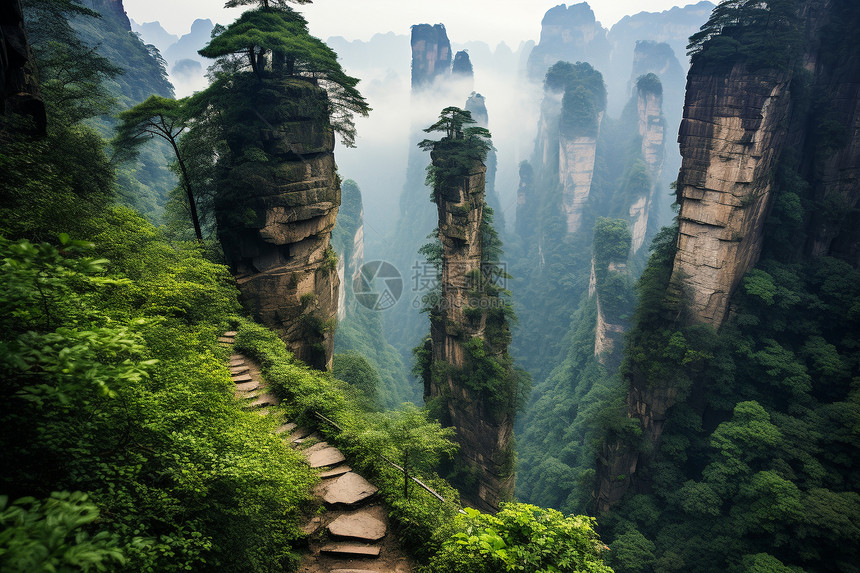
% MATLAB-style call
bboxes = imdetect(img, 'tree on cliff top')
[687,0,802,71]
[419,107,493,196]
[198,6,369,147]
[225,0,311,6]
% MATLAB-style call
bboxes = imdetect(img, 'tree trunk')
[170,137,203,242]
[403,450,409,499]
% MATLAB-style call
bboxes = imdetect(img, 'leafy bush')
[0,491,129,572]
[0,217,317,572]
[424,503,613,572]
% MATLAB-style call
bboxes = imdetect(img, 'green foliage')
[419,107,493,197]
[0,491,129,572]
[424,503,614,573]
[113,95,203,241]
[198,6,369,147]
[0,213,320,572]
[232,322,463,559]
[545,61,607,138]
[22,0,121,126]
[635,73,663,97]
[544,61,607,112]
[333,351,382,408]
[687,0,803,72]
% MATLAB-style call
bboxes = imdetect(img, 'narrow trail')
[219,332,414,573]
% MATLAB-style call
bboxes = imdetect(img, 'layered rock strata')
[426,152,515,512]
[217,79,340,370]
[672,66,791,327]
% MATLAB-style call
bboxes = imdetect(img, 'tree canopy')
[113,96,203,241]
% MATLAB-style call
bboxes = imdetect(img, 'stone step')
[329,570,379,573]
[229,354,244,361]
[305,446,346,469]
[235,380,260,393]
[229,360,245,368]
[302,441,332,454]
[223,331,238,337]
[322,472,378,507]
[230,364,250,375]
[275,422,297,434]
[288,426,315,441]
[327,510,387,542]
[250,393,277,408]
[232,373,253,383]
[217,336,234,344]
[319,465,351,479]
[319,543,380,559]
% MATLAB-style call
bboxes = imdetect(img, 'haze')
[124,0,690,47]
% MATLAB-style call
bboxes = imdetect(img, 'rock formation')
[411,24,451,90]
[590,219,633,367]
[423,125,515,512]
[629,76,666,254]
[596,0,860,511]
[526,3,610,82]
[1,0,46,134]
[452,50,474,79]
[216,78,340,370]
[515,161,535,242]
[559,118,601,235]
[673,66,791,328]
[606,1,715,114]
[465,92,504,230]
[90,0,131,30]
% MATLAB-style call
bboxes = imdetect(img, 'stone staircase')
[219,331,413,573]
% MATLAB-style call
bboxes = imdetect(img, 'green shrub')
[424,503,614,572]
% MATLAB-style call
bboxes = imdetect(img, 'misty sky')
[123,0,692,47]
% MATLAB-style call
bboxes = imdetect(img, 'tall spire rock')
[410,24,451,90]
[672,67,791,328]
[628,74,666,255]
[590,219,633,367]
[418,109,518,512]
[216,78,340,371]
[526,3,610,82]
[596,0,860,511]
[465,92,504,230]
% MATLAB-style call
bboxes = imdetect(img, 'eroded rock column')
[217,78,340,370]
[673,67,791,328]
[426,152,515,512]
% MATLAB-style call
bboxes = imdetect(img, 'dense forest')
[0,0,612,571]
[2,0,859,571]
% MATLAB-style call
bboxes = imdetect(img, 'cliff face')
[411,24,451,90]
[90,0,131,30]
[596,0,860,512]
[629,87,665,254]
[673,67,791,328]
[526,3,610,82]
[426,151,515,512]
[1,0,45,134]
[217,78,340,370]
[559,116,601,235]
